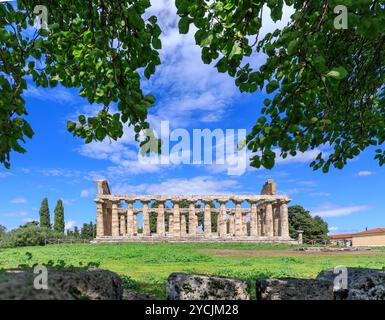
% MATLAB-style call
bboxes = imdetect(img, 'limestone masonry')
[93,179,296,243]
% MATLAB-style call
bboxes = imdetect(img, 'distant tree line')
[0,197,96,248]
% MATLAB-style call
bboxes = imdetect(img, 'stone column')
[279,201,290,238]
[96,200,105,237]
[142,201,150,236]
[235,202,243,237]
[219,202,227,237]
[188,202,197,236]
[157,202,165,236]
[168,214,174,235]
[133,213,138,235]
[229,212,235,235]
[120,213,126,236]
[258,207,264,236]
[173,201,181,237]
[297,230,304,244]
[126,201,134,237]
[250,202,258,237]
[273,205,280,236]
[111,201,120,237]
[204,202,212,237]
[181,214,187,236]
[265,202,274,237]
[242,213,247,236]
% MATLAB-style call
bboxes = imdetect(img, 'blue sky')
[0,1,384,234]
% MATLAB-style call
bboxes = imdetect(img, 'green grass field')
[1,243,385,299]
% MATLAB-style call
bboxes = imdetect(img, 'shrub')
[0,222,64,248]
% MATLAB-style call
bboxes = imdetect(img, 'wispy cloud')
[112,176,240,195]
[311,204,369,218]
[65,220,78,231]
[357,171,373,177]
[2,211,29,218]
[309,192,331,197]
[80,188,96,198]
[0,172,13,178]
[10,197,27,204]
[24,86,78,105]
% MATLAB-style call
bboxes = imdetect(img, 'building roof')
[353,228,385,236]
[329,233,353,239]
[329,228,385,239]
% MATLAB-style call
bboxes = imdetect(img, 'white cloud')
[357,171,373,177]
[65,220,78,231]
[275,148,329,165]
[309,192,331,197]
[80,188,96,198]
[10,197,27,204]
[39,168,82,178]
[62,199,75,206]
[329,226,338,232]
[0,172,13,178]
[80,189,90,198]
[2,211,29,218]
[112,176,240,195]
[311,205,369,218]
[73,2,297,178]
[24,86,77,104]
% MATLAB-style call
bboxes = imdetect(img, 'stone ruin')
[93,179,296,243]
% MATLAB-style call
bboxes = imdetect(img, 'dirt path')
[199,249,385,256]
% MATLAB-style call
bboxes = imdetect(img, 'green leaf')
[326,67,348,80]
[178,17,191,34]
[67,121,76,132]
[229,43,242,59]
[224,1,235,10]
[152,37,162,49]
[83,30,92,44]
[215,57,228,73]
[266,80,279,94]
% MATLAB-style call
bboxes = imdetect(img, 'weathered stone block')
[316,267,385,300]
[256,278,334,300]
[167,273,250,300]
[0,268,122,300]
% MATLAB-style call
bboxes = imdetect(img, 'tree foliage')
[176,0,385,172]
[0,224,6,237]
[1,0,161,168]
[0,221,64,248]
[53,199,65,234]
[1,1,384,172]
[80,221,96,239]
[39,197,50,228]
[288,205,329,242]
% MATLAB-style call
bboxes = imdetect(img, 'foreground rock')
[256,278,334,300]
[316,267,385,300]
[0,268,122,300]
[167,273,250,300]
[123,289,156,300]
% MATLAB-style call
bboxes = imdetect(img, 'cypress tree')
[74,226,80,238]
[53,200,65,234]
[39,198,50,228]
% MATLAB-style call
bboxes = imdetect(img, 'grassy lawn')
[1,243,385,299]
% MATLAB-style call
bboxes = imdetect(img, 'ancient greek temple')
[93,180,296,243]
